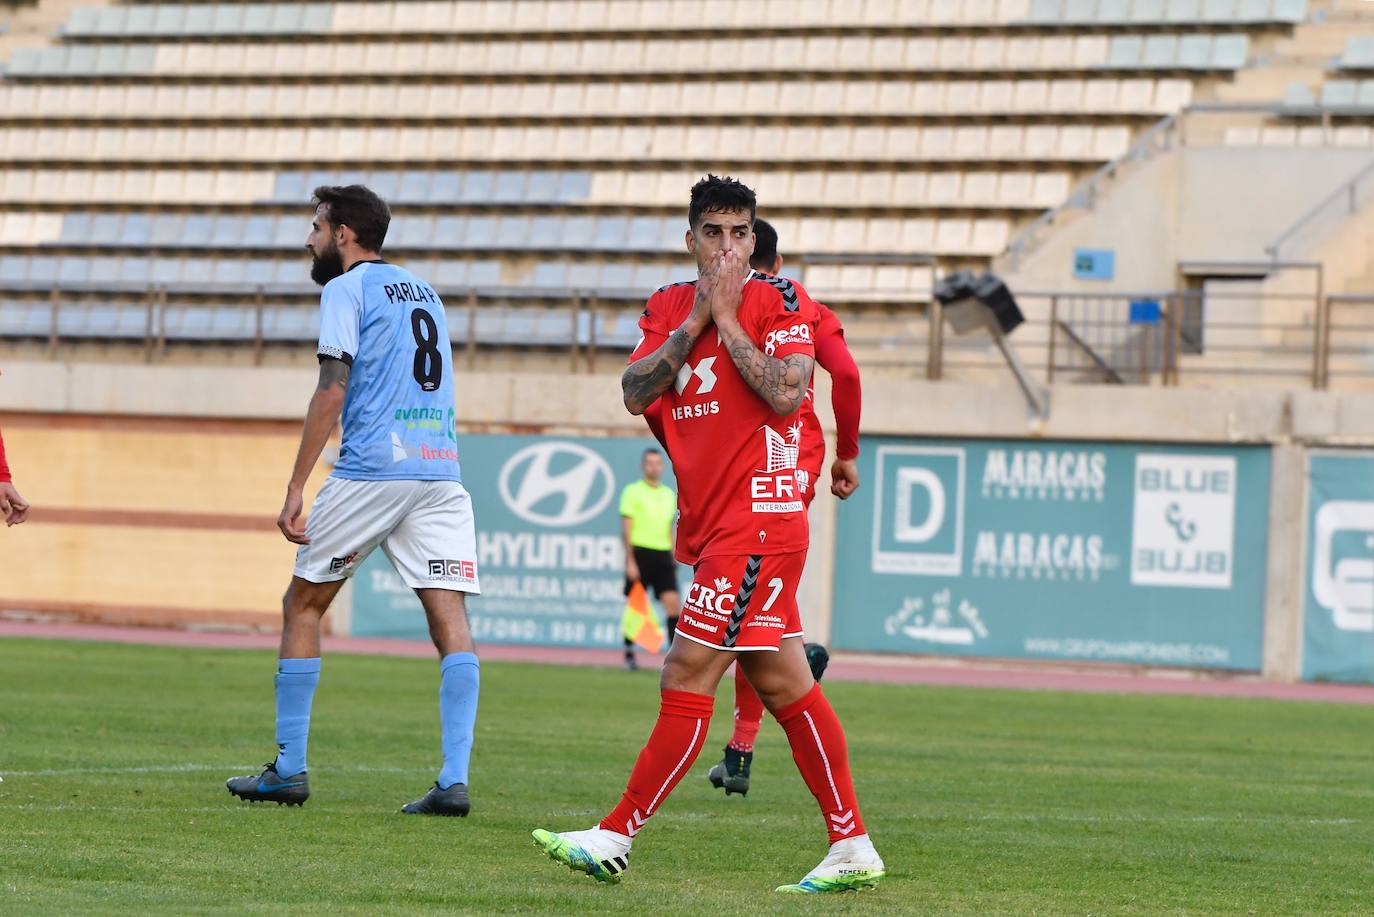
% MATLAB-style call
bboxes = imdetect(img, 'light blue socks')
[273,657,321,776]
[437,652,480,789]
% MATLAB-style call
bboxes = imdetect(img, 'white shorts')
[293,477,481,593]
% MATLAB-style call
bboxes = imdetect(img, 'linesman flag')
[621,582,666,654]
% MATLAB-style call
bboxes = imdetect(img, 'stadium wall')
[2,360,1372,683]
[1005,146,1374,291]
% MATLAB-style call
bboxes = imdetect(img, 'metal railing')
[850,288,1372,393]
[999,113,1180,273]
[3,282,1371,393]
[998,102,1374,273]
[1266,156,1374,263]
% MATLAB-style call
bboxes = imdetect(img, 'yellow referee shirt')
[619,480,676,552]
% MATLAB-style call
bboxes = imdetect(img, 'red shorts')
[675,552,807,652]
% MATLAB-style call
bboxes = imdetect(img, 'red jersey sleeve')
[742,277,817,364]
[814,306,862,461]
[628,294,670,364]
[0,427,10,483]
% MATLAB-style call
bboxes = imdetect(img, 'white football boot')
[776,834,886,893]
[531,825,633,883]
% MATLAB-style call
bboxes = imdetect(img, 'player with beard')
[532,176,884,894]
[707,217,863,797]
[225,185,484,817]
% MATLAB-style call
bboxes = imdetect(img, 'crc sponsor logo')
[1310,497,1374,632]
[328,552,360,574]
[972,531,1107,581]
[498,441,615,527]
[1131,454,1236,589]
[763,323,812,356]
[871,446,965,576]
[684,576,737,620]
[428,558,478,583]
[752,425,804,513]
[981,448,1106,502]
[884,588,988,646]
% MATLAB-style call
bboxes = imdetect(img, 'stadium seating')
[0,0,1314,351]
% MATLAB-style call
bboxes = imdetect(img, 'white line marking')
[0,763,421,778]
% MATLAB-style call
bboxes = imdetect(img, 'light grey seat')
[1322,81,1358,107]
[29,256,59,282]
[1106,36,1143,68]
[467,260,502,287]
[1212,35,1249,69]
[531,261,569,288]
[431,172,462,202]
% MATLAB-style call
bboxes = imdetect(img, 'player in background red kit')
[706,217,863,797]
[0,426,31,526]
[532,176,884,894]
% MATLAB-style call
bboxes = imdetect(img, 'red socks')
[728,663,765,753]
[776,683,867,844]
[600,689,714,838]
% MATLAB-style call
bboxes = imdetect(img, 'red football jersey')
[632,273,818,565]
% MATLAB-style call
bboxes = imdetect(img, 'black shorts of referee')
[625,546,679,606]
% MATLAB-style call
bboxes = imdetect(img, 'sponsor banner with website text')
[1302,451,1374,684]
[833,437,1272,670]
[351,434,680,648]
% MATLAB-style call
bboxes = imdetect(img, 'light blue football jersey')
[316,260,461,482]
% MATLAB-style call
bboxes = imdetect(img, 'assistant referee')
[620,447,680,671]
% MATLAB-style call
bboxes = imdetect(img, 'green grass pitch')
[2,637,1372,915]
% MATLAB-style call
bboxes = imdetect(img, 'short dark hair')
[642,448,662,459]
[688,174,756,229]
[312,184,391,252]
[750,217,780,271]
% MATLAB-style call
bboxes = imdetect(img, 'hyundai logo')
[498,442,615,527]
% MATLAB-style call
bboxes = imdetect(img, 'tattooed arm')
[714,316,815,415]
[278,357,350,544]
[704,249,813,414]
[622,282,714,415]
